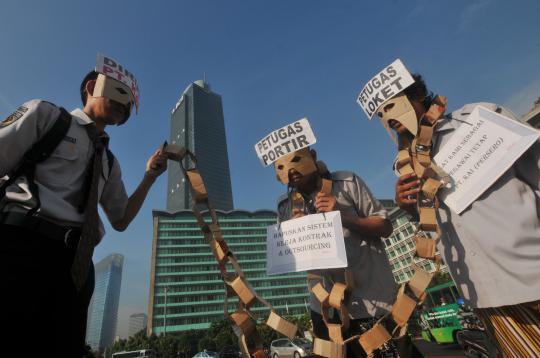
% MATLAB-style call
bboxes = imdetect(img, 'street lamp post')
[164,286,169,336]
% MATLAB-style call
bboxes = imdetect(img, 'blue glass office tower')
[86,254,124,350]
[167,80,234,211]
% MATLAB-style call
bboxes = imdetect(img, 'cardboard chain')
[161,142,298,357]
[312,98,448,357]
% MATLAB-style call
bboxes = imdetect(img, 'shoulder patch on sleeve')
[1,105,29,127]
[330,171,355,181]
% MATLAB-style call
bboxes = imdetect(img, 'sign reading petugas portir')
[254,118,316,166]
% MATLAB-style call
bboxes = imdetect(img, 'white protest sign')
[266,211,347,276]
[254,118,316,166]
[96,53,140,110]
[434,105,540,214]
[357,59,415,118]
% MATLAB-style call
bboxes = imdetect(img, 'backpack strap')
[0,107,72,214]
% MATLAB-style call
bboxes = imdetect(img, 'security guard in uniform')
[0,58,167,356]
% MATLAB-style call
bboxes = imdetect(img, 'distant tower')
[128,313,148,337]
[167,80,234,211]
[86,254,124,350]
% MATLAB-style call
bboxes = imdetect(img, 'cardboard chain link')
[161,142,298,358]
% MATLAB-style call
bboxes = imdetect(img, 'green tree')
[198,336,217,352]
[428,271,453,287]
[177,331,200,358]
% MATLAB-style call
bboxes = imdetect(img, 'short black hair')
[404,74,428,102]
[80,70,99,106]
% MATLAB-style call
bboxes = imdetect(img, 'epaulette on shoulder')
[330,171,355,182]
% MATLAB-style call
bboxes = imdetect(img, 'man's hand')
[395,173,420,212]
[315,192,337,213]
[145,149,168,180]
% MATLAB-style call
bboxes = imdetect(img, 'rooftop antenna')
[203,71,207,85]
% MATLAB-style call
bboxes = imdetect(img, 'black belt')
[0,211,81,248]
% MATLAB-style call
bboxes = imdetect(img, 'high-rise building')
[86,254,124,350]
[167,80,234,212]
[380,201,448,284]
[128,313,148,337]
[147,210,309,334]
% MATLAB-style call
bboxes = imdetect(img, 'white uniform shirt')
[432,102,540,308]
[278,171,396,319]
[0,99,128,240]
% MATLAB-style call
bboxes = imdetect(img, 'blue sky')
[2,0,539,338]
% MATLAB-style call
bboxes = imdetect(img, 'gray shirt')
[432,102,540,308]
[277,171,396,319]
[0,100,128,240]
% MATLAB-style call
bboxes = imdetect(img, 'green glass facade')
[148,210,309,334]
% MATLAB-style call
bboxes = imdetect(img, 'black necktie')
[71,129,106,291]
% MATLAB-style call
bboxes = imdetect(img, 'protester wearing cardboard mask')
[359,59,540,357]
[0,54,167,357]
[256,119,405,357]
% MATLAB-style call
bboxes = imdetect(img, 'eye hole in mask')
[291,156,302,163]
[116,87,128,95]
[377,102,395,118]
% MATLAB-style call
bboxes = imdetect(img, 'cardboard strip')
[344,269,355,289]
[411,155,427,178]
[419,207,437,231]
[328,283,347,310]
[327,323,344,344]
[266,311,297,339]
[230,311,256,336]
[313,338,346,358]
[359,324,391,355]
[209,239,228,263]
[163,143,187,161]
[421,178,442,200]
[209,223,224,241]
[312,282,330,304]
[408,265,433,300]
[320,178,333,195]
[398,163,415,176]
[185,169,208,203]
[391,286,417,327]
[231,276,257,308]
[414,235,437,260]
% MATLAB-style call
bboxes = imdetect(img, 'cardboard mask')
[377,93,418,142]
[93,74,134,122]
[95,54,140,114]
[274,148,317,184]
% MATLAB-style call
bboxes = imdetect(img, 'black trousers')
[0,224,94,357]
[311,310,422,358]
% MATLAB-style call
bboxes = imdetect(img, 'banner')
[254,118,316,166]
[434,105,539,214]
[357,59,415,118]
[266,211,347,275]
[96,53,140,110]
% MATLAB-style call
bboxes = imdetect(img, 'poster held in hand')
[266,211,347,275]
[434,105,540,214]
